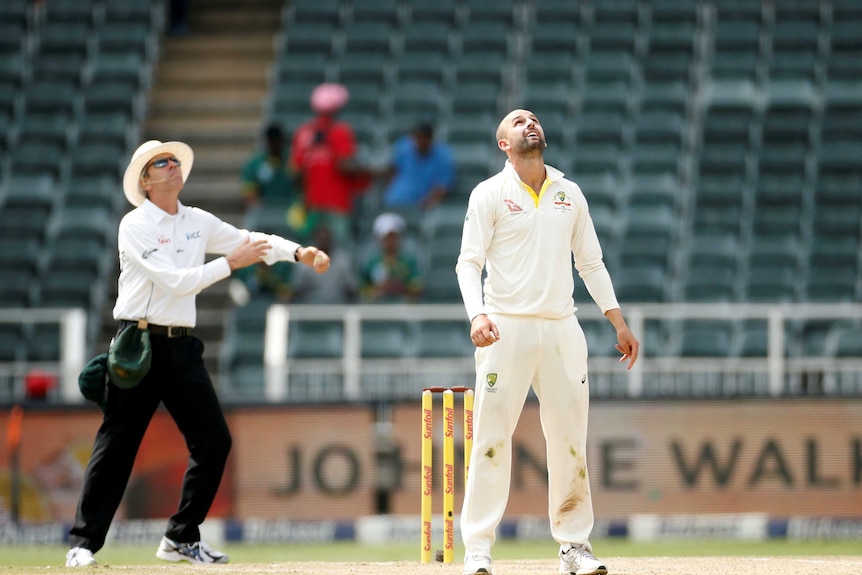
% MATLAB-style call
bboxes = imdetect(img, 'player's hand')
[470,314,500,348]
[615,327,639,370]
[227,237,271,270]
[297,246,330,274]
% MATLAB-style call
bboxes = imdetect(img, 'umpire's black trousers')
[69,330,232,553]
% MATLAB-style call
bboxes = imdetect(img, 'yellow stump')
[464,389,474,485]
[421,390,433,563]
[443,389,455,563]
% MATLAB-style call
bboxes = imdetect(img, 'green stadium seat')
[806,267,857,302]
[82,81,139,118]
[812,205,860,238]
[406,0,457,23]
[24,80,78,115]
[614,265,666,303]
[38,22,91,56]
[465,0,516,24]
[77,111,130,148]
[284,22,336,54]
[0,270,34,308]
[643,51,692,82]
[49,206,115,245]
[90,52,146,87]
[640,80,689,114]
[352,0,400,24]
[334,53,384,86]
[343,22,395,55]
[649,21,696,53]
[711,49,759,82]
[289,0,342,24]
[44,0,96,25]
[532,22,579,54]
[652,0,699,23]
[288,321,344,359]
[534,1,581,24]
[68,141,126,178]
[677,321,734,357]
[0,0,30,28]
[460,21,513,55]
[415,321,472,358]
[402,21,453,54]
[829,325,862,358]
[97,22,152,56]
[361,321,412,358]
[36,268,97,309]
[746,266,798,302]
[103,0,157,25]
[16,111,73,148]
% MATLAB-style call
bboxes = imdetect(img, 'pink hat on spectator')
[310,83,350,114]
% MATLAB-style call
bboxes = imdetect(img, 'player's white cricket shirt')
[113,199,301,327]
[456,161,619,320]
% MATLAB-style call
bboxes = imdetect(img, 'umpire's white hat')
[122,140,194,207]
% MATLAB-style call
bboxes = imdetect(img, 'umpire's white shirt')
[456,161,619,320]
[113,199,301,327]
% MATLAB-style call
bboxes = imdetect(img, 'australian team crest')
[553,190,573,212]
[486,373,498,392]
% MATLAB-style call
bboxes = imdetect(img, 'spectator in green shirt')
[360,213,423,303]
[240,123,296,209]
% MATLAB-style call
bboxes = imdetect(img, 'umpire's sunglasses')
[149,156,181,169]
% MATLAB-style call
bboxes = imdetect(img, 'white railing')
[262,303,862,401]
[0,308,88,403]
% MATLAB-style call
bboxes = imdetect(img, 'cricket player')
[456,109,639,575]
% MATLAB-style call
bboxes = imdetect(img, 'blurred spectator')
[360,213,423,303]
[382,122,455,213]
[290,83,371,244]
[169,0,189,36]
[288,225,358,304]
[240,123,296,209]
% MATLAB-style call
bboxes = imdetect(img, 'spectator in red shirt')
[290,83,371,244]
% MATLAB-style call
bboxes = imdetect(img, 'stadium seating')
[4,0,861,399]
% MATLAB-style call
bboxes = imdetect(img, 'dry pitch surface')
[30,557,861,575]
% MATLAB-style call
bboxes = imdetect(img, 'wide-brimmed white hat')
[122,140,194,207]
[373,212,406,239]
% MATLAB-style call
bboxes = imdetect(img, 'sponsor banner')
[227,518,354,543]
[357,514,460,545]
[228,406,376,519]
[781,517,862,540]
[390,399,862,518]
[0,409,232,523]
[629,513,769,541]
[498,516,627,540]
[0,522,67,545]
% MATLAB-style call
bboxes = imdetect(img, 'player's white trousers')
[460,313,595,557]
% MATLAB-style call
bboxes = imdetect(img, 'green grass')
[4,539,862,567]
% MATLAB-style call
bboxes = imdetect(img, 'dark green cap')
[107,324,152,389]
[78,353,108,412]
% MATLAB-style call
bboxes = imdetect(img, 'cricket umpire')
[65,140,330,567]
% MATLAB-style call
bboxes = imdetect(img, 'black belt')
[118,320,193,338]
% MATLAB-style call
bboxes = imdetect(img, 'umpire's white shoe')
[559,543,607,575]
[65,547,97,567]
[463,553,493,575]
[156,536,229,564]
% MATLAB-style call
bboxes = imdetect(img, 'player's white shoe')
[463,553,493,575]
[65,547,97,567]
[559,543,607,575]
[156,536,229,564]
